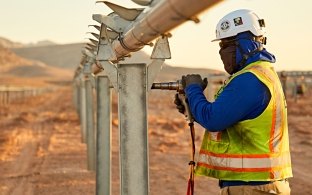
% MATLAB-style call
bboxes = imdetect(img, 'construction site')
[1,0,312,195]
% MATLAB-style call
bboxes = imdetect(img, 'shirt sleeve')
[184,72,270,132]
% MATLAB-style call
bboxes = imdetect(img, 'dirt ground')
[0,86,311,195]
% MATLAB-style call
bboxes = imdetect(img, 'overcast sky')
[1,0,312,71]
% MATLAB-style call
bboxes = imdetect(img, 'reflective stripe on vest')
[197,150,291,171]
[251,65,285,154]
[195,61,292,180]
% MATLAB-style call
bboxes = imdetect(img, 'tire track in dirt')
[0,89,59,194]
[0,87,94,195]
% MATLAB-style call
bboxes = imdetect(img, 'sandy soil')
[0,86,311,195]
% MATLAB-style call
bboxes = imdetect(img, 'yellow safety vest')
[195,61,293,181]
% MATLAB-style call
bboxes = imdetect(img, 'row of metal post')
[73,62,151,195]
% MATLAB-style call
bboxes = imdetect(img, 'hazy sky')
[1,0,312,71]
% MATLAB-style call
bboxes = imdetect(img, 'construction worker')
[174,9,292,194]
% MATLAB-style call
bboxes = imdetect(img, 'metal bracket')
[82,48,96,64]
[147,59,165,91]
[93,13,131,33]
[151,36,171,59]
[98,61,118,91]
[97,38,117,61]
[101,28,118,40]
[96,23,117,62]
[99,1,144,21]
[83,62,92,75]
[147,36,171,91]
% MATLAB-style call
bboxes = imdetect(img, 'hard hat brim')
[211,38,221,42]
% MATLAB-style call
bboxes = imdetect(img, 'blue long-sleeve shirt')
[185,72,271,131]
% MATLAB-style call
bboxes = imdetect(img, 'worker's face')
[219,41,237,75]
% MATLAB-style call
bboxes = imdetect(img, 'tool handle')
[179,93,194,123]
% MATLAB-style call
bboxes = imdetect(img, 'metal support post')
[118,63,149,195]
[85,66,96,171]
[76,84,81,118]
[73,81,81,115]
[96,74,112,195]
[80,76,87,143]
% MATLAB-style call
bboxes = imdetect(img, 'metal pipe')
[114,0,222,55]
[151,81,180,90]
[96,75,112,195]
[92,0,223,73]
[151,80,183,93]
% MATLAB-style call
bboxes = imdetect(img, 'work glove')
[181,74,208,90]
[174,93,185,114]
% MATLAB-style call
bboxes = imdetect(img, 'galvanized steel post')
[80,76,87,144]
[84,63,96,171]
[118,63,149,195]
[73,80,81,116]
[96,74,112,195]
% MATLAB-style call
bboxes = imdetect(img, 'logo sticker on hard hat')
[234,17,243,26]
[220,20,230,31]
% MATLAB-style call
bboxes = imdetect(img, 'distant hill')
[0,45,33,68]
[12,43,84,70]
[0,37,23,48]
[0,37,58,48]
[0,42,72,86]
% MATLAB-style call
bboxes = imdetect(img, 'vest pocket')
[207,139,229,153]
[201,131,230,153]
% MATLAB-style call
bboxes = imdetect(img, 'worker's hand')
[174,93,185,114]
[181,74,208,90]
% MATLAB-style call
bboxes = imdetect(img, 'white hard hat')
[212,9,266,41]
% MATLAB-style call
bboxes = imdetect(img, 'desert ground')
[0,82,311,195]
[1,39,311,194]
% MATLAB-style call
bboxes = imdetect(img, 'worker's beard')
[219,45,237,75]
